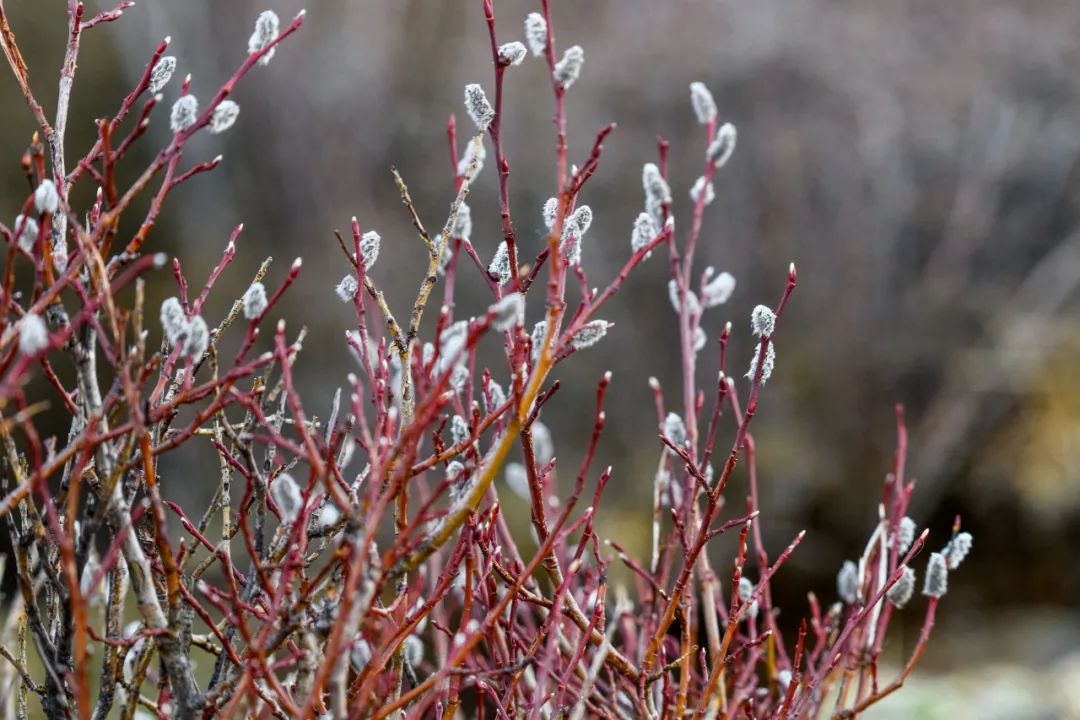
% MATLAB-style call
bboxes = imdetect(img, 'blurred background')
[2,1,1079,717]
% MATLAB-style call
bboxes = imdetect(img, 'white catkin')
[498,41,527,66]
[160,297,188,347]
[560,205,592,265]
[553,45,584,88]
[34,180,60,215]
[504,462,530,500]
[630,212,657,253]
[887,566,916,608]
[349,639,372,671]
[923,552,948,598]
[570,320,609,350]
[403,636,424,668]
[524,12,547,56]
[746,340,776,384]
[360,231,380,268]
[701,268,736,307]
[738,576,759,620]
[668,280,701,316]
[530,320,547,362]
[751,304,776,337]
[450,414,469,446]
[689,82,717,124]
[182,316,209,359]
[335,275,358,303]
[464,84,495,131]
[837,560,859,604]
[642,163,672,205]
[148,56,176,93]
[690,176,715,206]
[489,292,525,331]
[13,214,38,252]
[316,502,341,530]
[896,516,917,553]
[944,532,973,569]
[707,123,737,168]
[693,326,706,353]
[486,380,506,411]
[458,139,486,177]
[270,473,303,523]
[663,412,687,447]
[451,201,472,240]
[248,10,280,65]
[170,95,198,133]
[242,282,268,319]
[542,197,559,230]
[532,420,554,465]
[209,100,240,134]
[18,314,48,356]
[449,364,468,392]
[488,242,512,285]
[438,321,469,371]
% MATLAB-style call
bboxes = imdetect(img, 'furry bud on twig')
[570,320,610,350]
[944,532,973,570]
[242,282,267,319]
[837,560,859,604]
[464,84,495,131]
[489,242,511,285]
[751,305,775,337]
[701,268,736,307]
[690,81,717,124]
[923,552,948,598]
[542,197,559,230]
[248,10,280,66]
[554,45,584,88]
[458,139,486,177]
[209,100,240,134]
[668,280,701,316]
[525,12,547,57]
[738,577,759,620]
[630,212,657,254]
[451,202,472,240]
[707,123,737,168]
[13,214,38,252]
[895,516,917,553]
[149,56,176,93]
[746,341,775,384]
[170,95,198,133]
[18,314,48,356]
[335,275,358,303]
[498,41,527,66]
[270,472,303,523]
[887,566,916,608]
[489,292,525,331]
[360,231,380,269]
[34,180,59,215]
[690,176,715,206]
[160,297,187,347]
[560,205,593,265]
[182,316,210,359]
[663,413,687,448]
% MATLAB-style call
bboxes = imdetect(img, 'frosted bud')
[438,321,469,370]
[149,56,176,93]
[451,202,472,240]
[524,12,547,56]
[895,516,916,553]
[486,380,506,410]
[701,270,736,307]
[693,326,706,353]
[489,292,524,331]
[542,197,559,230]
[248,10,280,65]
[13,214,38,252]
[488,242,512,285]
[170,95,198,133]
[498,41,527,66]
[34,180,60,215]
[359,231,380,269]
[316,502,341,530]
[630,212,657,253]
[270,472,303,523]
[837,560,859,604]
[450,414,469,446]
[738,576,759,619]
[553,45,584,88]
[464,84,495,131]
[663,413,687,447]
[458,139,486,177]
[160,297,188,347]
[18,313,49,356]
[181,316,210,359]
[532,421,554,465]
[943,532,972,570]
[887,566,916,608]
[923,553,948,598]
[209,100,240,134]
[668,280,701,316]
[504,462,530,500]
[570,320,609,350]
[403,636,424,668]
[335,275,359,303]
[689,82,717,124]
[707,123,737,168]
[242,282,268,319]
[690,176,715,206]
[746,341,776,384]
[349,639,372,671]
[560,205,592,265]
[530,320,547,362]
[750,305,775,337]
